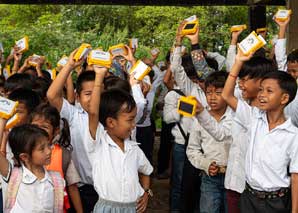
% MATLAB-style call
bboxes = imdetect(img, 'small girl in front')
[0,119,64,213]
[86,66,153,213]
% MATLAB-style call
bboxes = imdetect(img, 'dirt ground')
[146,135,170,213]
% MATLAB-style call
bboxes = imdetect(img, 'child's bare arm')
[0,118,9,177]
[88,66,108,139]
[68,184,83,213]
[292,173,298,213]
[65,73,75,105]
[222,50,253,111]
[47,49,83,112]
[137,174,150,213]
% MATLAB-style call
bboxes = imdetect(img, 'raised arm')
[88,66,108,139]
[225,29,243,72]
[47,49,83,112]
[222,50,253,111]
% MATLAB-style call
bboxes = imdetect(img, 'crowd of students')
[0,9,297,213]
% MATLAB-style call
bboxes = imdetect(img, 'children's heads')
[8,124,51,167]
[4,73,35,96]
[99,89,136,140]
[238,57,276,101]
[287,49,298,80]
[205,71,228,112]
[76,71,95,110]
[258,71,297,110]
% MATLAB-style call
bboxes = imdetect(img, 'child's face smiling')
[287,62,298,80]
[77,81,95,111]
[241,76,261,100]
[258,79,288,111]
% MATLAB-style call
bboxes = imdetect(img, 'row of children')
[0,7,297,213]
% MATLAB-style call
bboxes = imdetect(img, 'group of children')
[0,8,297,213]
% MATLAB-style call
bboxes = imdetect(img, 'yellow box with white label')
[87,50,112,68]
[109,44,128,56]
[181,15,199,36]
[28,54,44,67]
[230,25,247,32]
[5,113,20,130]
[177,96,197,117]
[46,69,57,80]
[130,60,151,81]
[57,55,69,67]
[0,97,18,120]
[275,9,292,22]
[73,43,92,61]
[238,31,267,56]
[256,28,267,34]
[15,36,29,53]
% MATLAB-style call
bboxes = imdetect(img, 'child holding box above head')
[222,47,298,212]
[85,65,153,212]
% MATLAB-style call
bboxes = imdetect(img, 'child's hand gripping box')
[238,31,267,56]
[57,55,69,67]
[28,54,45,67]
[130,60,151,81]
[230,25,247,32]
[109,44,128,56]
[15,36,29,53]
[275,9,292,22]
[129,38,138,49]
[181,15,199,36]
[256,27,267,34]
[73,43,92,61]
[87,50,112,68]
[0,97,18,120]
[177,96,197,117]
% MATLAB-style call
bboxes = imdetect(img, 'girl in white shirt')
[86,66,153,213]
[0,121,64,213]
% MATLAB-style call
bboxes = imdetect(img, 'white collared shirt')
[84,123,153,203]
[236,99,298,191]
[60,99,93,185]
[187,108,233,174]
[4,165,55,213]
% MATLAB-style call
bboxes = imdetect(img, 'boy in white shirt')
[222,49,298,213]
[86,65,153,212]
[187,71,232,213]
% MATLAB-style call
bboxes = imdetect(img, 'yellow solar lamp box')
[275,9,292,22]
[230,25,247,32]
[109,44,128,56]
[15,36,29,53]
[238,31,267,56]
[129,38,138,49]
[5,113,20,130]
[130,60,151,81]
[73,43,92,61]
[46,69,57,80]
[256,28,267,34]
[0,97,18,120]
[57,55,69,67]
[28,54,44,67]
[87,50,112,68]
[181,15,199,36]
[177,96,197,117]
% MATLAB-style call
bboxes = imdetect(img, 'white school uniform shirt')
[275,38,287,72]
[236,99,298,191]
[60,99,93,185]
[3,165,56,213]
[84,123,153,203]
[187,108,233,174]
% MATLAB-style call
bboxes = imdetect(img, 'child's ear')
[281,93,290,105]
[106,117,116,128]
[19,153,30,164]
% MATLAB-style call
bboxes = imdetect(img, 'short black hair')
[0,75,5,87]
[261,71,297,106]
[287,49,298,63]
[8,88,40,113]
[8,124,49,166]
[32,77,51,100]
[182,54,198,79]
[4,73,35,93]
[205,71,228,89]
[239,57,277,79]
[99,89,136,127]
[103,76,131,93]
[76,71,95,95]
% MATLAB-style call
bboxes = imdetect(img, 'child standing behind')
[0,122,64,212]
[85,66,153,212]
[222,50,298,212]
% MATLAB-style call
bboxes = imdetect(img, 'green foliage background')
[0,5,281,66]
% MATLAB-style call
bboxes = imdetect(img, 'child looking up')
[86,65,153,212]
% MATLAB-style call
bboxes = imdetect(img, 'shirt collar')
[75,102,87,114]
[104,130,139,152]
[22,165,53,186]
